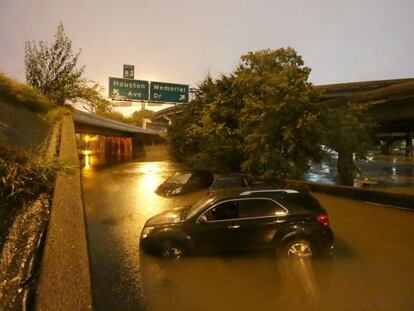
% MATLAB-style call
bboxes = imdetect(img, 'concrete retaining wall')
[35,114,92,310]
[286,179,414,210]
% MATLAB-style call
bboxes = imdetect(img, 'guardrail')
[35,114,93,310]
[286,179,414,210]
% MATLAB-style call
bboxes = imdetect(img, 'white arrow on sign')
[179,94,185,100]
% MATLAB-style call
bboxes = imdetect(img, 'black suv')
[140,189,334,259]
[207,174,276,195]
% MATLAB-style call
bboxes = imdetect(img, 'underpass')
[82,147,414,311]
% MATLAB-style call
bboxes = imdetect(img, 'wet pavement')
[82,148,414,311]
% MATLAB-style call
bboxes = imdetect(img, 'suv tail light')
[316,213,329,227]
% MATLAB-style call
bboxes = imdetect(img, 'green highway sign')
[150,81,189,103]
[108,77,149,101]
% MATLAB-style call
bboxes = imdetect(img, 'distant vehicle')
[209,174,250,190]
[141,189,334,259]
[207,174,275,195]
[155,170,214,197]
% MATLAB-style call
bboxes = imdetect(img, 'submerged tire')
[160,242,186,259]
[282,239,314,259]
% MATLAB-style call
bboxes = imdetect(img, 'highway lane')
[82,156,414,311]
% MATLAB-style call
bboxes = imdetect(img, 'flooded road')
[82,149,414,311]
[304,156,414,194]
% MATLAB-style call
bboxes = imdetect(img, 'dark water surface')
[82,148,414,311]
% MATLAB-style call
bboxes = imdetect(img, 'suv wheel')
[160,242,185,259]
[283,239,313,259]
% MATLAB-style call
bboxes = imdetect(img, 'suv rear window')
[238,199,285,218]
[274,193,323,212]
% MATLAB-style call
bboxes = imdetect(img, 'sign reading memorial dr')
[109,77,149,101]
[150,81,189,103]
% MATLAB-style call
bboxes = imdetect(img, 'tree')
[237,48,323,179]
[320,101,375,185]
[171,48,323,178]
[24,23,107,108]
[170,74,245,171]
[170,47,374,183]
[129,109,155,127]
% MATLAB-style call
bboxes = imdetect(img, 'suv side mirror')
[198,215,208,224]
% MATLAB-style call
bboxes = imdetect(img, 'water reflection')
[136,162,163,198]
[77,133,133,167]
[83,149,414,311]
[278,259,321,305]
[139,254,323,311]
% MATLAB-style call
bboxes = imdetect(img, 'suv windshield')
[165,172,192,185]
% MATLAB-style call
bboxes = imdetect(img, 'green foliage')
[0,140,71,204]
[129,109,155,127]
[320,101,376,184]
[170,47,374,182]
[96,108,156,128]
[43,106,70,124]
[186,75,245,171]
[171,48,323,178]
[93,94,112,114]
[80,83,113,113]
[0,72,53,112]
[25,23,108,109]
[237,48,323,179]
[25,23,83,105]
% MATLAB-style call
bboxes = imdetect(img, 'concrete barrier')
[286,179,414,210]
[35,114,92,310]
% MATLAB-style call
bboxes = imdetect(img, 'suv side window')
[238,199,285,218]
[205,201,239,221]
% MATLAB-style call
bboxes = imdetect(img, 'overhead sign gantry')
[109,65,189,104]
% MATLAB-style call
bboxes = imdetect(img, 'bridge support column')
[132,134,145,157]
[406,131,413,157]
[381,137,392,155]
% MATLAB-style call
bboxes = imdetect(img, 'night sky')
[1,0,413,92]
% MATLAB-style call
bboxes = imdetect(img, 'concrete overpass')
[73,109,162,137]
[72,109,165,164]
[316,78,414,133]
[317,78,414,155]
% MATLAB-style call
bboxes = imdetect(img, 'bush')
[0,72,54,112]
[0,140,70,205]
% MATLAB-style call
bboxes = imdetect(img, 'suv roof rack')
[240,189,299,196]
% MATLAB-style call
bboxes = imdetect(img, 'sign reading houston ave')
[109,77,149,101]
[108,77,189,103]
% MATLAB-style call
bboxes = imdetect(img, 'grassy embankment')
[0,72,69,245]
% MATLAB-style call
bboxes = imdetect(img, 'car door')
[235,198,289,251]
[189,200,244,253]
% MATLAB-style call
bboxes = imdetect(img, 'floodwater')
[304,156,414,195]
[82,146,414,311]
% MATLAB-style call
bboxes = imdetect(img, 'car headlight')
[171,187,183,195]
[141,226,155,238]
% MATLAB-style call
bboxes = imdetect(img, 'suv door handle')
[227,225,240,229]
